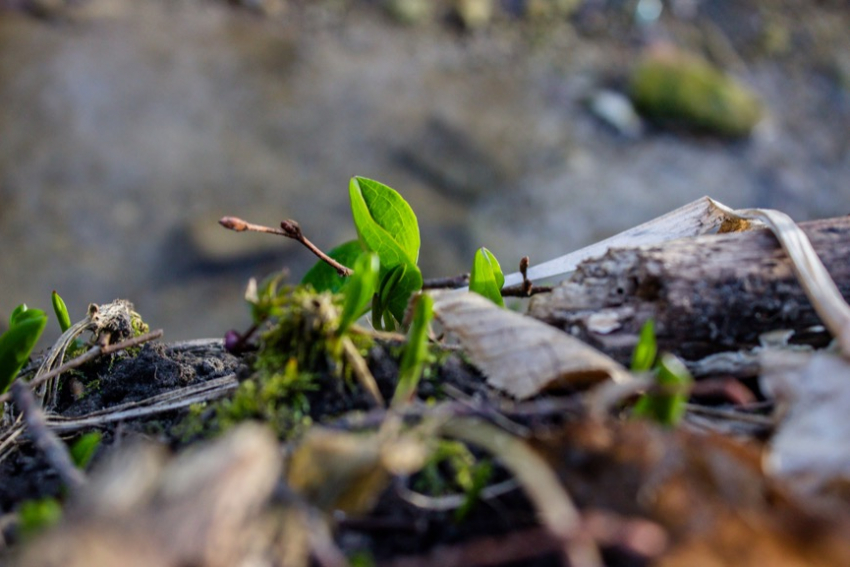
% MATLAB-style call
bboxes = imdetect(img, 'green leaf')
[52,291,72,333]
[632,353,693,427]
[349,176,420,265]
[17,498,62,539]
[70,431,102,469]
[392,293,433,407]
[10,304,29,327]
[630,319,657,372]
[338,252,379,335]
[371,261,423,329]
[302,240,364,293]
[469,247,505,307]
[0,307,47,394]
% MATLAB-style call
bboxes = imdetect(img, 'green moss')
[174,286,375,441]
[630,47,763,137]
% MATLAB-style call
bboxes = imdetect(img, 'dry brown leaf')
[430,290,631,399]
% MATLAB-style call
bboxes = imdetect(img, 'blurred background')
[1,0,849,344]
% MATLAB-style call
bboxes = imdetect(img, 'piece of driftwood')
[528,216,850,364]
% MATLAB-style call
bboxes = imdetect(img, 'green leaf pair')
[0,305,48,394]
[630,320,693,427]
[469,247,504,307]
[303,177,423,330]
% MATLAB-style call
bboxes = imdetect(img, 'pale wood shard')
[528,216,850,364]
[431,291,630,399]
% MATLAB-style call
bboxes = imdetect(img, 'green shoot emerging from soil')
[631,320,693,427]
[0,304,47,393]
[469,247,505,307]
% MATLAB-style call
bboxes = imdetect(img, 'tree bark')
[528,216,850,364]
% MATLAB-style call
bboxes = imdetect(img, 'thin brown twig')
[422,274,470,289]
[219,216,353,277]
[0,329,164,406]
[500,256,552,297]
[11,381,86,490]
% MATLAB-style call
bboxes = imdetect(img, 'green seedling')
[391,294,433,408]
[51,291,72,333]
[0,305,48,394]
[349,176,423,327]
[338,252,379,336]
[469,247,505,307]
[69,431,102,469]
[632,353,693,427]
[17,498,62,540]
[630,319,657,372]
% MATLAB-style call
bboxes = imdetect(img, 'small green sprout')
[630,319,657,372]
[70,431,102,469]
[0,305,48,394]
[632,353,693,427]
[51,291,72,333]
[391,294,433,407]
[348,176,423,328]
[17,498,62,539]
[469,247,505,307]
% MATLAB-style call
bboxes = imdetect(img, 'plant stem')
[219,216,353,277]
[422,273,470,289]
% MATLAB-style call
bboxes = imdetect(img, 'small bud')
[280,219,302,238]
[224,330,242,353]
[219,217,249,231]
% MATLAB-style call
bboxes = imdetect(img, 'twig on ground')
[0,329,164,406]
[422,274,470,289]
[11,381,86,490]
[219,216,353,277]
[501,256,552,297]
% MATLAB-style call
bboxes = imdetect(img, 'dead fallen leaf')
[430,290,630,399]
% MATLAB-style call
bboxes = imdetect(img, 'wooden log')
[528,216,850,364]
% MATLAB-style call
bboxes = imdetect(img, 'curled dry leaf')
[430,291,631,399]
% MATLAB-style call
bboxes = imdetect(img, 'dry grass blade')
[500,196,736,287]
[431,291,630,399]
[711,201,850,356]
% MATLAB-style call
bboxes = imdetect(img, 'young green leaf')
[371,261,423,329]
[52,291,72,333]
[632,353,693,427]
[630,319,657,372]
[10,304,28,326]
[17,498,62,539]
[338,252,380,335]
[0,306,48,394]
[349,176,420,264]
[69,431,102,469]
[302,240,364,294]
[469,247,505,307]
[392,294,433,408]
